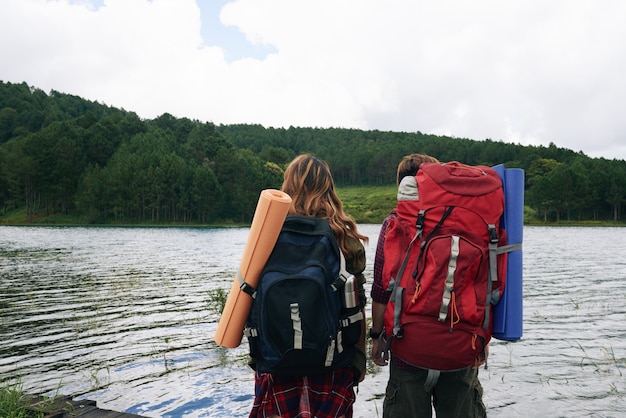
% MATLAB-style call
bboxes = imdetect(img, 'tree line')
[1,80,624,224]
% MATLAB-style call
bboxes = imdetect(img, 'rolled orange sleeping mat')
[214,189,292,348]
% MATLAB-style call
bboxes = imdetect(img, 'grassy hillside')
[337,185,397,224]
[2,184,620,227]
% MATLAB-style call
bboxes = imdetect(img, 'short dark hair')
[396,153,440,184]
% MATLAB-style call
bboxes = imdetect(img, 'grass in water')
[207,288,229,315]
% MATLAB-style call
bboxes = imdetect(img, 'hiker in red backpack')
[370,153,489,418]
[249,154,368,418]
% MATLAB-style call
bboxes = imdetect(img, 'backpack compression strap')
[290,303,338,367]
[483,227,524,330]
[290,303,303,350]
[483,224,498,330]
[238,270,257,299]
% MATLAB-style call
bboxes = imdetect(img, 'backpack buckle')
[488,225,498,243]
[416,211,425,230]
[240,281,257,298]
[238,270,257,298]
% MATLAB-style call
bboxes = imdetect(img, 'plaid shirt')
[371,215,393,304]
[249,367,356,418]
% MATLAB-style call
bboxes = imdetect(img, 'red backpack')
[382,162,508,373]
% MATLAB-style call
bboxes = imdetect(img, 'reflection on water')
[1,225,625,417]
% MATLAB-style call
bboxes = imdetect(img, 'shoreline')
[22,394,147,418]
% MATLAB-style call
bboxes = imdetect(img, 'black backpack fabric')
[245,215,362,376]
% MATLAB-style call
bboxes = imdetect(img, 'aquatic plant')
[577,342,624,376]
[86,362,111,390]
[601,346,623,377]
[207,288,228,314]
[0,380,43,418]
[150,337,177,372]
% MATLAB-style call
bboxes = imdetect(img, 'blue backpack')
[245,215,363,375]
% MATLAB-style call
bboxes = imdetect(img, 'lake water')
[1,225,625,417]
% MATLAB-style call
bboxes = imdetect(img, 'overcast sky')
[1,0,625,160]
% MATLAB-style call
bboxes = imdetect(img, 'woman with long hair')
[249,154,368,418]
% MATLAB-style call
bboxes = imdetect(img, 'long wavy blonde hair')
[281,154,368,257]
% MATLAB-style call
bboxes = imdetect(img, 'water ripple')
[1,225,625,417]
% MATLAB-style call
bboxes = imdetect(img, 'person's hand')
[371,337,388,366]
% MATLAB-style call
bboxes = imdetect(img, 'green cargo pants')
[383,360,487,418]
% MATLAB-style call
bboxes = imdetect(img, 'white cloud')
[1,0,625,160]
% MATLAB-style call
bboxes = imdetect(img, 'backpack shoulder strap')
[333,251,351,291]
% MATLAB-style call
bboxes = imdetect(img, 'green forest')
[1,80,625,226]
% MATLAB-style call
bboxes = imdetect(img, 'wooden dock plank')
[24,394,147,418]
